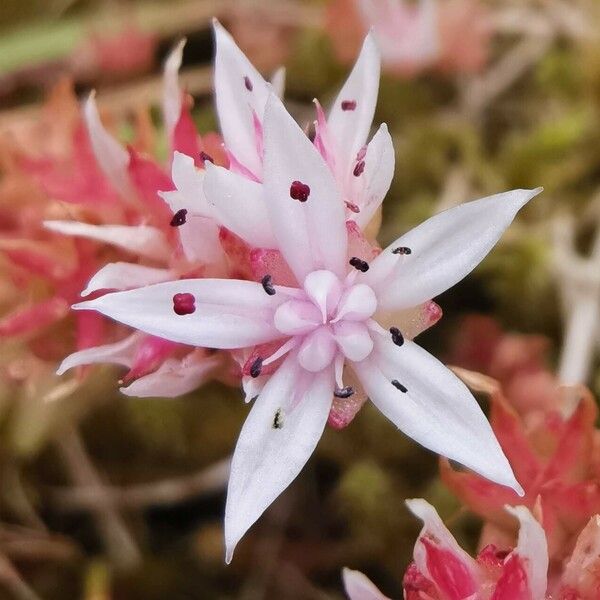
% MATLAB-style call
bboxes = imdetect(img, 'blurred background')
[1,0,600,598]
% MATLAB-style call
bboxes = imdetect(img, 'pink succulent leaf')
[173,94,203,163]
[83,92,134,199]
[362,188,543,311]
[263,94,348,281]
[348,123,395,229]
[43,221,171,263]
[0,297,70,337]
[75,309,106,352]
[327,33,381,183]
[250,247,297,286]
[73,279,288,349]
[213,20,271,179]
[121,351,222,398]
[343,567,391,600]
[203,162,277,248]
[224,353,335,562]
[121,335,180,384]
[56,332,142,376]
[353,336,522,492]
[501,506,548,600]
[560,515,600,597]
[81,263,175,297]
[162,39,186,147]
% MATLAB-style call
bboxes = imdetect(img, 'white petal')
[225,354,334,561]
[351,124,395,230]
[263,94,348,281]
[44,221,171,263]
[298,327,337,372]
[213,20,270,178]
[270,67,286,99]
[406,498,480,582]
[333,284,377,322]
[365,188,543,311]
[56,333,141,375]
[83,93,133,199]
[327,33,381,180]
[163,152,210,216]
[74,279,287,349]
[121,352,222,398]
[334,321,373,362]
[163,39,185,145]
[342,568,391,600]
[179,214,224,265]
[505,506,548,600]
[82,263,174,296]
[203,162,276,248]
[353,336,523,493]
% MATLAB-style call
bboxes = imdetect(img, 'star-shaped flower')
[73,89,537,559]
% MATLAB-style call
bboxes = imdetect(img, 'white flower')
[74,91,538,560]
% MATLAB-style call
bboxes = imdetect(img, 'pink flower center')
[272,270,377,372]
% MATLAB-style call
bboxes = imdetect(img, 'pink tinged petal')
[121,351,222,398]
[56,332,141,375]
[173,96,202,162]
[213,20,270,178]
[334,284,377,322]
[491,554,532,600]
[122,335,179,384]
[353,337,523,493]
[262,95,348,281]
[365,188,543,311]
[83,93,133,199]
[274,300,321,336]
[251,248,298,286]
[407,498,481,599]
[82,263,175,296]
[73,279,287,349]
[502,506,548,600]
[162,39,185,146]
[224,355,334,561]
[303,270,343,322]
[180,215,224,265]
[350,124,395,229]
[333,321,373,362]
[342,568,391,600]
[298,327,338,372]
[203,162,277,248]
[43,220,171,263]
[327,33,381,181]
[270,67,286,99]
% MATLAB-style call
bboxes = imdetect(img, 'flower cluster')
[48,21,543,560]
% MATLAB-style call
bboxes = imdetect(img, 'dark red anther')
[170,208,188,227]
[290,180,310,202]
[392,246,412,255]
[391,379,408,393]
[250,357,263,378]
[341,100,357,111]
[345,201,360,214]
[200,151,214,164]
[349,257,369,272]
[173,293,196,315]
[353,160,366,177]
[244,76,253,91]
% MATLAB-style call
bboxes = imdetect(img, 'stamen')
[261,274,276,296]
[200,151,214,164]
[172,293,195,315]
[356,146,367,162]
[341,100,357,111]
[391,379,408,393]
[244,76,253,91]
[349,257,369,272]
[290,180,310,202]
[390,327,404,347]
[353,160,366,177]
[272,408,284,429]
[170,208,187,227]
[250,357,263,378]
[334,386,355,398]
[392,247,412,255]
[345,201,360,214]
